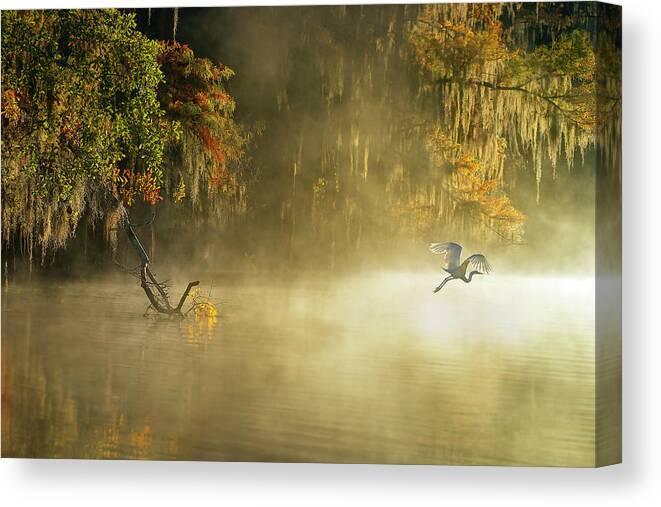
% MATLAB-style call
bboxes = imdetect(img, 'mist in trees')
[1,4,621,280]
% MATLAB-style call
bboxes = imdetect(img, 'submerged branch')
[121,207,199,317]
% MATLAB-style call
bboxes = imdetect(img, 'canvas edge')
[593,1,622,468]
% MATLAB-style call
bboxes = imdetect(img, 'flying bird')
[429,242,491,293]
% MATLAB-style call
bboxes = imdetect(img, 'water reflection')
[2,273,595,465]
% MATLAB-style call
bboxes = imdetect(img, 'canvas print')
[1,3,621,466]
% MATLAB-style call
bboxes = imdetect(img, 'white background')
[1,0,659,505]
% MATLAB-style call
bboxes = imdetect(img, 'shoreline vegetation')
[2,5,620,278]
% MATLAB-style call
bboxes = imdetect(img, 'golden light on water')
[2,272,598,465]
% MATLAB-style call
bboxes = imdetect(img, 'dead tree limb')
[121,207,199,317]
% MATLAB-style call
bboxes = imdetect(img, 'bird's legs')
[433,275,453,293]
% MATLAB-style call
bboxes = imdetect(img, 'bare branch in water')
[120,206,200,318]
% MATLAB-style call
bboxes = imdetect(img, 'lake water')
[1,272,596,465]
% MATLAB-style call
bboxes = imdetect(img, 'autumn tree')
[426,128,525,242]
[408,2,620,243]
[156,41,250,214]
[2,10,248,261]
[2,10,169,261]
[1,9,246,315]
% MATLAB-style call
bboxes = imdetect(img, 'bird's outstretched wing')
[466,254,492,274]
[429,242,462,271]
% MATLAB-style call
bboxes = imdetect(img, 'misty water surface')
[2,272,595,465]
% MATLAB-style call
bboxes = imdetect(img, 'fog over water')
[2,272,595,465]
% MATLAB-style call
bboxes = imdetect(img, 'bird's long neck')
[462,270,481,283]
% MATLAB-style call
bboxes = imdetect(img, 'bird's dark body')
[430,242,491,293]
[446,259,469,279]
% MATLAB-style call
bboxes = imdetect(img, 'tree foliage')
[426,128,525,241]
[408,3,620,242]
[156,41,249,209]
[410,5,602,131]
[1,10,247,261]
[1,5,621,270]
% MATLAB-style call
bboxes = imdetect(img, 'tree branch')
[435,76,579,121]
[120,206,199,317]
